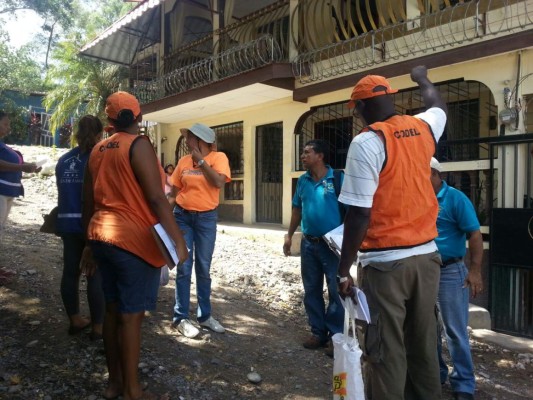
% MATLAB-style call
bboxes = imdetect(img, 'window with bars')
[294,102,356,170]
[212,121,244,175]
[212,121,244,200]
[293,79,497,224]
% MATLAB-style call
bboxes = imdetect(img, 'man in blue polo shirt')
[430,157,484,400]
[283,139,344,356]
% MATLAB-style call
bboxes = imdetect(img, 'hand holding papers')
[151,223,184,270]
[341,286,370,324]
[340,287,371,324]
[351,286,371,323]
[323,224,344,258]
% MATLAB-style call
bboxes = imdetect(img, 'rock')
[247,371,262,384]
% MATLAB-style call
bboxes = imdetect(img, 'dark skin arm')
[0,160,41,173]
[465,230,483,298]
[337,205,371,297]
[167,185,179,207]
[80,166,97,276]
[130,138,188,266]
[283,207,302,256]
[410,65,448,115]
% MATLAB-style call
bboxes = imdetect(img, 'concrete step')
[468,303,491,330]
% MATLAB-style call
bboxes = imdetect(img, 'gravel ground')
[0,145,532,400]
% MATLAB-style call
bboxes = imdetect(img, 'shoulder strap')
[333,169,343,198]
[333,169,346,222]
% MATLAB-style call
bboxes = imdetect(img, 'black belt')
[441,257,463,268]
[304,234,323,243]
[177,205,216,214]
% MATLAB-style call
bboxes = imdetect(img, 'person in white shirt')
[337,66,447,400]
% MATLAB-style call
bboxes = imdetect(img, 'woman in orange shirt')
[168,123,231,339]
[82,92,187,400]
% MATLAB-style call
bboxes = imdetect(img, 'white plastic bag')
[159,265,170,286]
[332,297,365,400]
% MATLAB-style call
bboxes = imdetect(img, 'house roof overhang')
[142,63,295,123]
[79,0,162,66]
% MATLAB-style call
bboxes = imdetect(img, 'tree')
[44,36,128,133]
[0,0,73,26]
[0,30,45,93]
[44,0,135,133]
[0,27,46,145]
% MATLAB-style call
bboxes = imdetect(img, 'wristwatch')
[197,159,205,167]
[336,275,349,284]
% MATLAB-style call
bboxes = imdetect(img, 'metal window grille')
[293,79,497,225]
[212,122,244,201]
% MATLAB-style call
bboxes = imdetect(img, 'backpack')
[333,169,346,222]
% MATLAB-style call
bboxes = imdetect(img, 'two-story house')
[80,0,533,337]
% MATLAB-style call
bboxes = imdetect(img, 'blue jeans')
[173,206,217,324]
[437,261,475,394]
[300,237,344,342]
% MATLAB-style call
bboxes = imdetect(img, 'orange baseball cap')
[347,75,398,108]
[105,91,141,120]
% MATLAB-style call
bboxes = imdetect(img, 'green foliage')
[0,0,74,28]
[43,0,135,133]
[44,36,128,133]
[0,29,45,93]
[0,98,29,145]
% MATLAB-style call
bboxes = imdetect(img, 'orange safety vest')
[87,132,165,267]
[360,115,438,252]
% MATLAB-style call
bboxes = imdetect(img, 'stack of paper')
[323,224,344,258]
[151,223,180,269]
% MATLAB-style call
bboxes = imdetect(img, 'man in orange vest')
[337,66,447,400]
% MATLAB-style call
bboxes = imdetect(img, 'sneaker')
[199,316,225,333]
[303,335,324,349]
[176,319,200,338]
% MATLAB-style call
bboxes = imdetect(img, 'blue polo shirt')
[0,142,24,197]
[435,181,480,261]
[292,166,343,237]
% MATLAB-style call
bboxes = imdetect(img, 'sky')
[4,10,44,49]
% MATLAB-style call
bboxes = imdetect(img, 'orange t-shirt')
[170,151,231,211]
[87,132,166,268]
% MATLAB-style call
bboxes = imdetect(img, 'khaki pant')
[357,252,442,400]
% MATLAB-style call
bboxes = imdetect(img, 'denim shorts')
[90,241,161,313]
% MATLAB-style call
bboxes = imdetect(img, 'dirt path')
[1,145,532,400]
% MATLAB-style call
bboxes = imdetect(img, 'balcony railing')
[133,35,284,103]
[293,0,533,83]
[132,0,290,103]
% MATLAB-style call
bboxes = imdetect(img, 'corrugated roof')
[79,0,162,66]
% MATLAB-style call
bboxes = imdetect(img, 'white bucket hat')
[180,123,215,143]
[430,157,442,172]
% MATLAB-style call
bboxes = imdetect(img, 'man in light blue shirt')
[430,157,484,400]
[283,139,344,356]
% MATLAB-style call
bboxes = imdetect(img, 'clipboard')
[151,223,179,269]
[323,224,344,258]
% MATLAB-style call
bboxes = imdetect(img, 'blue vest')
[56,147,89,233]
[0,142,24,197]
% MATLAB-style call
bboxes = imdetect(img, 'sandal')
[68,321,91,335]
